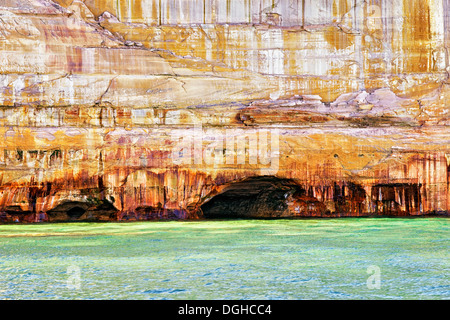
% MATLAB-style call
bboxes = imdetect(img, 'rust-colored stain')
[0,0,449,222]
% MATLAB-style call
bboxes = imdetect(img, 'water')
[0,218,448,300]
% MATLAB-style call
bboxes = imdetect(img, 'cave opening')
[67,206,86,219]
[200,176,306,219]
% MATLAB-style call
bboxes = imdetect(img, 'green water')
[0,218,448,300]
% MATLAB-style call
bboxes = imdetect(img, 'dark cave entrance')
[200,176,305,218]
[67,206,86,219]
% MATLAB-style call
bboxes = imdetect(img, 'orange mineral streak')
[324,25,354,51]
[403,0,432,73]
[0,0,449,220]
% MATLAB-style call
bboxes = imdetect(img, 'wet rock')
[46,201,90,221]
[201,176,306,218]
[5,205,28,215]
[2,205,31,222]
[46,199,117,221]
[371,183,422,216]
[80,199,118,221]
[133,205,189,220]
[135,205,164,220]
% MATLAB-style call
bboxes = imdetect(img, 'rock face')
[0,0,449,220]
[201,176,307,218]
[46,199,117,221]
[201,176,434,218]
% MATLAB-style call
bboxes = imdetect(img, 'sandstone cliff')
[0,0,449,221]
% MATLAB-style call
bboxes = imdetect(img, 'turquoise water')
[0,218,448,300]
